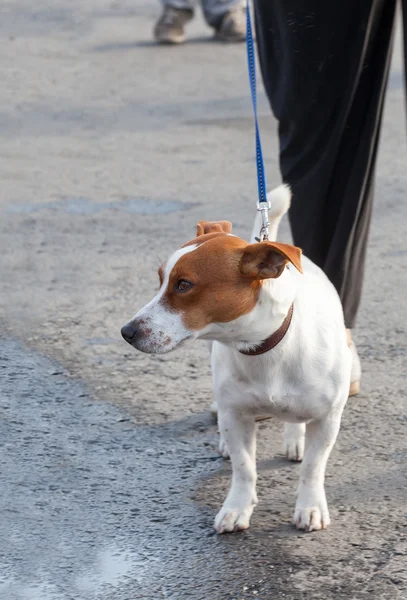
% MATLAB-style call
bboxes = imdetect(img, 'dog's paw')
[214,505,253,534]
[210,400,218,416]
[293,486,330,532]
[283,423,305,462]
[219,436,230,459]
[293,506,330,531]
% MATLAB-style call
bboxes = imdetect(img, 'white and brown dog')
[121,185,351,534]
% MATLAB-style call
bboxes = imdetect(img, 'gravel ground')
[0,1,406,598]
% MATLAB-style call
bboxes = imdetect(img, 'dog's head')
[121,221,302,353]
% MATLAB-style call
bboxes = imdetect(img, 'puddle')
[0,545,152,600]
[76,545,153,591]
[184,114,274,131]
[85,337,117,346]
[6,197,194,216]
[383,249,407,257]
[0,579,59,600]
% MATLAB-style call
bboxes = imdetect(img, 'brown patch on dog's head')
[164,235,260,330]
[159,234,302,332]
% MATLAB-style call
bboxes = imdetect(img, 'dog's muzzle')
[121,317,173,353]
[121,309,190,354]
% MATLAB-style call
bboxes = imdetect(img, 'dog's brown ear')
[240,241,303,279]
[196,220,232,237]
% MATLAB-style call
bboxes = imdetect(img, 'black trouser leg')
[254,0,396,328]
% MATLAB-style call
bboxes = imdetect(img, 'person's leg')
[201,0,242,26]
[254,0,396,329]
[154,0,196,44]
[201,0,246,41]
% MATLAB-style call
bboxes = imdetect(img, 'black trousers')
[254,0,398,328]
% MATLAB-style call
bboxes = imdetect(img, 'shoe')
[214,8,246,43]
[347,329,361,396]
[153,7,193,45]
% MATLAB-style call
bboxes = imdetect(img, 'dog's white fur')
[126,185,351,533]
[131,245,198,353]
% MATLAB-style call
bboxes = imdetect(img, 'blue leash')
[245,1,270,241]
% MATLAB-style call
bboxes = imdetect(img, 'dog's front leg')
[293,408,343,532]
[214,409,257,533]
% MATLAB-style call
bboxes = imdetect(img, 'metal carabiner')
[256,199,271,242]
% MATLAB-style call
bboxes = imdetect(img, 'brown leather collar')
[239,303,294,356]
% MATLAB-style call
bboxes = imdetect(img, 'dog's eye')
[175,279,194,293]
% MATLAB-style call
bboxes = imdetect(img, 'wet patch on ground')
[6,197,195,216]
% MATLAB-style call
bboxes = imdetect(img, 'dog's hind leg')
[293,406,344,532]
[283,422,305,462]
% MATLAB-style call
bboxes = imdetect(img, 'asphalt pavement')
[0,1,406,599]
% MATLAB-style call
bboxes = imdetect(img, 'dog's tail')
[250,184,291,243]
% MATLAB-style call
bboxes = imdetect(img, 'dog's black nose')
[121,322,137,343]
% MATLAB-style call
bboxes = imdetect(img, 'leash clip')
[256,199,271,242]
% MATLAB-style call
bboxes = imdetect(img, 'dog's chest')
[233,374,315,421]
[212,329,341,422]
[216,358,319,422]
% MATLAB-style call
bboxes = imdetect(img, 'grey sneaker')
[154,7,193,44]
[215,8,246,43]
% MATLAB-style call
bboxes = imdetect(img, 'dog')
[121,185,351,534]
